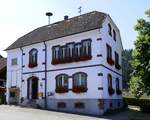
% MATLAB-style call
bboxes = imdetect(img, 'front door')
[32,80,38,99]
[27,77,38,99]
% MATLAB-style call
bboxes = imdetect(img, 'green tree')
[129,9,150,98]
[122,49,133,89]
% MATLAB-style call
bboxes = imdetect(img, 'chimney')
[64,15,69,20]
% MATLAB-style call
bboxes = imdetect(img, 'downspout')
[20,47,23,104]
[43,42,47,109]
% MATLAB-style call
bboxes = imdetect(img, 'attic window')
[113,30,116,41]
[108,24,112,36]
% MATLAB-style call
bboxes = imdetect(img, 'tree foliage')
[122,49,133,89]
[129,9,150,98]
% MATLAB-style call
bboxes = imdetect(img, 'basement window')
[57,102,66,108]
[75,102,85,109]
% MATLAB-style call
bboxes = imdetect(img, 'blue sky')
[0,0,149,57]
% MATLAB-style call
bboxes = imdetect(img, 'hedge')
[123,97,150,106]
[123,97,150,113]
[0,95,6,104]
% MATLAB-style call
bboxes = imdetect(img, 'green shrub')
[123,97,150,113]
[0,95,6,104]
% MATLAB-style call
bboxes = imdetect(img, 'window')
[108,74,112,88]
[29,49,38,67]
[57,102,66,108]
[106,44,114,65]
[75,102,85,109]
[67,43,74,58]
[113,30,116,41]
[82,39,91,57]
[115,52,119,65]
[108,74,115,95]
[116,78,122,95]
[115,52,121,69]
[56,74,68,88]
[73,72,87,87]
[108,24,112,36]
[52,46,60,61]
[60,46,66,60]
[10,92,16,97]
[116,78,119,89]
[75,43,82,57]
[106,44,112,59]
[11,58,17,66]
[51,39,92,65]
[55,74,68,93]
[72,72,87,93]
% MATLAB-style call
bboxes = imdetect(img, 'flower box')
[55,87,68,93]
[80,55,92,61]
[116,89,122,95]
[72,86,88,93]
[108,87,115,96]
[107,57,114,65]
[28,63,37,68]
[51,59,60,65]
[115,64,121,70]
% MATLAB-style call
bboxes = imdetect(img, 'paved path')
[0,105,111,120]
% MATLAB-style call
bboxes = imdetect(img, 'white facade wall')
[6,16,123,108]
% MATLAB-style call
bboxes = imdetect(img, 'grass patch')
[126,109,150,120]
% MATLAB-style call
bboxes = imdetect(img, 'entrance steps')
[20,99,39,108]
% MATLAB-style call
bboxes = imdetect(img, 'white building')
[6,11,123,115]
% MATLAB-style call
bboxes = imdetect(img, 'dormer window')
[28,49,38,68]
[113,30,116,41]
[108,24,112,36]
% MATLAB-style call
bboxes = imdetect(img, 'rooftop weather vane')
[78,6,82,15]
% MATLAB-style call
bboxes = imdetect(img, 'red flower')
[55,87,68,93]
[108,87,115,96]
[115,64,121,70]
[72,86,88,93]
[28,63,37,68]
[116,89,122,95]
[107,57,114,65]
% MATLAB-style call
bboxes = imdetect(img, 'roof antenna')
[45,12,53,25]
[78,6,82,15]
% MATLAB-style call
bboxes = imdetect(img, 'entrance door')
[27,77,38,99]
[32,80,38,99]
